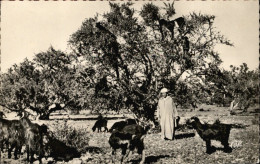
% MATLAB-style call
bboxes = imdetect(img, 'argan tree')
[0,47,90,119]
[68,2,232,121]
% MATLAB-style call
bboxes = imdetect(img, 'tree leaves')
[66,2,236,120]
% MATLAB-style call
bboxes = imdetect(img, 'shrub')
[52,120,90,153]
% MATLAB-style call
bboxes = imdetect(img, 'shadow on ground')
[175,132,195,139]
[129,155,170,164]
[49,116,127,121]
[230,123,249,129]
[206,146,233,154]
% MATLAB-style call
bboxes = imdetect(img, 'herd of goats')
[0,112,233,164]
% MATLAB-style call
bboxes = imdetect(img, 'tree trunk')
[39,112,51,120]
[38,103,64,120]
[230,99,239,115]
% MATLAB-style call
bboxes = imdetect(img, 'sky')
[1,1,259,73]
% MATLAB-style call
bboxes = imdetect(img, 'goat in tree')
[159,19,175,40]
[174,17,185,33]
[181,36,193,69]
[96,22,120,79]
[159,17,185,40]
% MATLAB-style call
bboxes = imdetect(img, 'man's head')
[160,88,168,98]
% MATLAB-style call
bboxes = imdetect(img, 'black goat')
[20,116,49,163]
[7,120,25,159]
[0,114,48,162]
[159,17,185,40]
[109,124,150,164]
[109,118,137,132]
[0,118,25,160]
[92,116,108,132]
[187,117,232,154]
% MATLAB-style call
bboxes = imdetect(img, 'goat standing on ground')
[109,124,150,164]
[109,118,137,132]
[20,114,49,163]
[7,120,25,159]
[187,117,232,154]
[0,118,25,160]
[92,115,108,132]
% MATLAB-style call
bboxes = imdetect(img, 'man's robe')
[157,96,179,140]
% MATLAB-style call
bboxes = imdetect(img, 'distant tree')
[69,2,232,121]
[0,47,90,119]
[227,63,259,112]
[204,63,259,111]
[1,59,38,113]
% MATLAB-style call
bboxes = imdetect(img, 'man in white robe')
[157,88,179,140]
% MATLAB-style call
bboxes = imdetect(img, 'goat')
[159,17,185,40]
[44,135,81,162]
[174,17,185,32]
[92,116,108,132]
[109,124,150,164]
[7,120,25,159]
[187,117,232,154]
[0,118,25,159]
[159,19,175,40]
[109,118,137,132]
[20,114,49,163]
[0,118,12,158]
[24,126,48,163]
[0,112,48,162]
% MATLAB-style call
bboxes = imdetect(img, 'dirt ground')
[1,105,259,164]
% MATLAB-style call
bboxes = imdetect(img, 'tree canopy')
[1,48,90,119]
[68,2,233,120]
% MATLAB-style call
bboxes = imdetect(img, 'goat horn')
[140,135,145,141]
[131,135,136,140]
